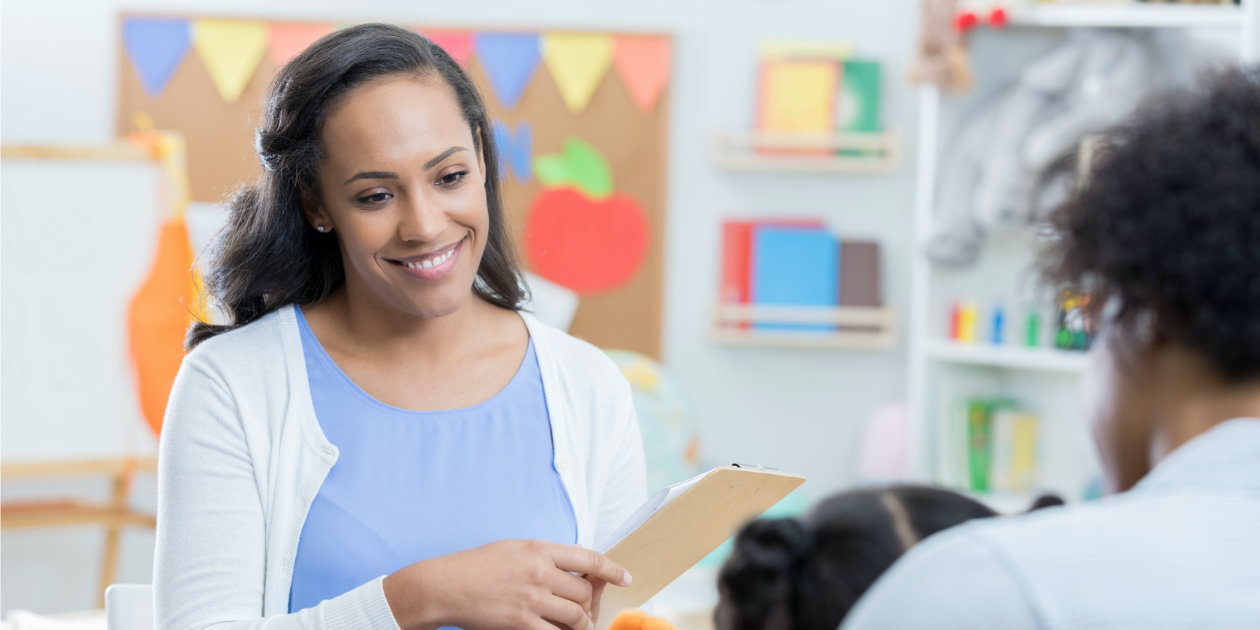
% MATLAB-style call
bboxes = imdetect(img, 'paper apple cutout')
[525,188,648,294]
[525,136,649,294]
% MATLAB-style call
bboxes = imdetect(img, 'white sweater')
[154,305,647,630]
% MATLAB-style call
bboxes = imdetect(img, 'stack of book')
[756,43,883,150]
[719,219,881,332]
[941,397,1041,494]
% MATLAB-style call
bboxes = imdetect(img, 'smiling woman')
[157,24,646,630]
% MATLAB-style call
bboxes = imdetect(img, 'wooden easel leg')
[98,473,128,608]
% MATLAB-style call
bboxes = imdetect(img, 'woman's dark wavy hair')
[188,23,522,348]
[1040,65,1260,380]
[715,485,1005,630]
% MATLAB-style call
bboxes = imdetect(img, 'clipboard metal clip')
[731,463,779,471]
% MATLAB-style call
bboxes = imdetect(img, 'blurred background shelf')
[712,130,900,173]
[712,304,896,349]
[924,339,1089,373]
[1010,3,1242,28]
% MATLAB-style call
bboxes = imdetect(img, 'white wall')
[1,0,920,613]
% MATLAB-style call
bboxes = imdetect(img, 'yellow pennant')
[542,33,614,113]
[193,18,268,103]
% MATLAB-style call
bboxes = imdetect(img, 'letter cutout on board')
[421,29,474,67]
[542,33,615,113]
[193,18,269,103]
[613,36,672,114]
[123,17,193,98]
[267,22,334,67]
[492,119,533,183]
[526,138,648,295]
[473,32,541,109]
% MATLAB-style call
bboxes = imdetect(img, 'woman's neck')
[1148,346,1260,465]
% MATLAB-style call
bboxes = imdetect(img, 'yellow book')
[757,59,839,134]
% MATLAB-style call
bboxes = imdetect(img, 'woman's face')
[1081,319,1157,493]
[307,75,489,319]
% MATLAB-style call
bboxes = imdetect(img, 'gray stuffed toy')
[927,29,1158,267]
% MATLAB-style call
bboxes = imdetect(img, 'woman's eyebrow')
[342,147,467,185]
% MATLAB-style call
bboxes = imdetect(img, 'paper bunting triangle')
[123,17,193,98]
[193,18,268,103]
[421,29,474,67]
[268,22,334,67]
[473,32,541,109]
[492,119,533,183]
[613,35,671,113]
[542,33,614,113]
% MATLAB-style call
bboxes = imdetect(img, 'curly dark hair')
[1041,65,1260,380]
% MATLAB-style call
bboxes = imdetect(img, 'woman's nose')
[397,192,448,242]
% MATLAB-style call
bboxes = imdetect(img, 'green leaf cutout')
[533,137,613,200]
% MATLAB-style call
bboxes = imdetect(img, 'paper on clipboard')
[595,465,805,629]
[598,472,706,553]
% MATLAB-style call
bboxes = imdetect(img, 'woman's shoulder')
[183,306,296,378]
[520,312,628,393]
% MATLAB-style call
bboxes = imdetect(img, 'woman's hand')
[383,539,632,630]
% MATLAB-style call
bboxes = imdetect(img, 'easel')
[1,458,158,607]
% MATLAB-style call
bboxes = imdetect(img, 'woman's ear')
[300,188,333,233]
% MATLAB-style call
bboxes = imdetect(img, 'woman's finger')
[539,594,592,630]
[550,545,632,588]
[549,570,595,609]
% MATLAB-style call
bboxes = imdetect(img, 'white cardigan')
[154,305,647,630]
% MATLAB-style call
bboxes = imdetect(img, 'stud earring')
[316,225,326,233]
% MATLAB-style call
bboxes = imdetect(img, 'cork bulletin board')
[116,14,671,358]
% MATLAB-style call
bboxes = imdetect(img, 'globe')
[604,350,702,495]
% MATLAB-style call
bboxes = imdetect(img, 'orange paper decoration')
[420,29,474,67]
[128,216,200,437]
[607,610,680,630]
[612,36,671,113]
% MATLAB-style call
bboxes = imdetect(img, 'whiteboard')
[1,159,169,461]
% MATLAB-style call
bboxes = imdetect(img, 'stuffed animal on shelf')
[953,0,1034,31]
[911,0,974,93]
[927,29,1160,267]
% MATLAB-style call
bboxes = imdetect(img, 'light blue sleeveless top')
[288,309,577,616]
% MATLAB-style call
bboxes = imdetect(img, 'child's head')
[715,485,998,630]
[1040,66,1260,492]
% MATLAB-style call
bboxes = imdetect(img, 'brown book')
[839,240,881,307]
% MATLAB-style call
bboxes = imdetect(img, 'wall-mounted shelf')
[712,130,899,174]
[712,303,896,349]
[1009,3,1242,28]
[925,339,1088,373]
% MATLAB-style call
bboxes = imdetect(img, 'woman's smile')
[389,236,465,280]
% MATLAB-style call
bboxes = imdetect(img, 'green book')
[838,60,881,133]
[966,399,992,492]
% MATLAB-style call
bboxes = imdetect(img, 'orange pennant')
[613,36,671,114]
[268,22,334,67]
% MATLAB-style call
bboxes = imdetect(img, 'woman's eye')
[438,170,469,187]
[356,192,392,204]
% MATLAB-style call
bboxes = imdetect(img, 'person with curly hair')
[841,67,1260,629]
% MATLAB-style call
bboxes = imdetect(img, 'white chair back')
[104,585,153,630]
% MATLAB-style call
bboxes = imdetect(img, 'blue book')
[751,226,839,331]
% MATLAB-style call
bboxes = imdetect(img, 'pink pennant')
[268,22,334,67]
[420,29,474,67]
[613,35,671,114]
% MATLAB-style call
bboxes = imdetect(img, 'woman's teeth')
[402,248,454,269]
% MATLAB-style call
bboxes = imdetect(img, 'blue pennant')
[123,17,193,98]
[474,33,541,109]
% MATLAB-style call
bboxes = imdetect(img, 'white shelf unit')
[906,2,1260,511]
[1010,3,1243,28]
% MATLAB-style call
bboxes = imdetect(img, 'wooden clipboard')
[596,465,806,628]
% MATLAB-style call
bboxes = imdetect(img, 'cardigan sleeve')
[154,356,400,630]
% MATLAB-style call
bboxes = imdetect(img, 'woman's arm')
[155,359,394,630]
